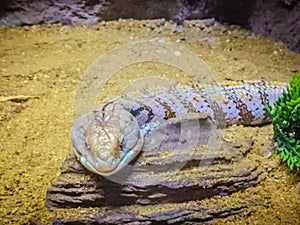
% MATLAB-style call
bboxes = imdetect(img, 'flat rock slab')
[49,202,248,225]
[45,116,262,224]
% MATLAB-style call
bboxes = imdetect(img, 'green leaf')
[269,73,300,170]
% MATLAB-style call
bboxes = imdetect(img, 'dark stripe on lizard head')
[130,101,154,124]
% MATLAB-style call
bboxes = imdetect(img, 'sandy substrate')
[0,20,299,224]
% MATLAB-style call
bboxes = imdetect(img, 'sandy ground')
[0,20,299,224]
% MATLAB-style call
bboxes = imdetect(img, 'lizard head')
[71,109,144,176]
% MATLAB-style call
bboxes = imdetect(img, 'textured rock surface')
[46,116,259,208]
[249,0,300,55]
[46,150,258,209]
[0,0,105,25]
[1,0,300,53]
[49,204,248,225]
[45,116,261,224]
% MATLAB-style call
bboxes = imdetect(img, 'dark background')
[0,0,299,53]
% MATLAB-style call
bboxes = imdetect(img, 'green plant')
[267,73,300,169]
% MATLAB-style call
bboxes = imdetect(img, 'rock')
[49,204,248,224]
[1,0,300,53]
[45,115,264,224]
[46,116,261,223]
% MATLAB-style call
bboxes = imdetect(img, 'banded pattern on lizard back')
[71,81,287,176]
